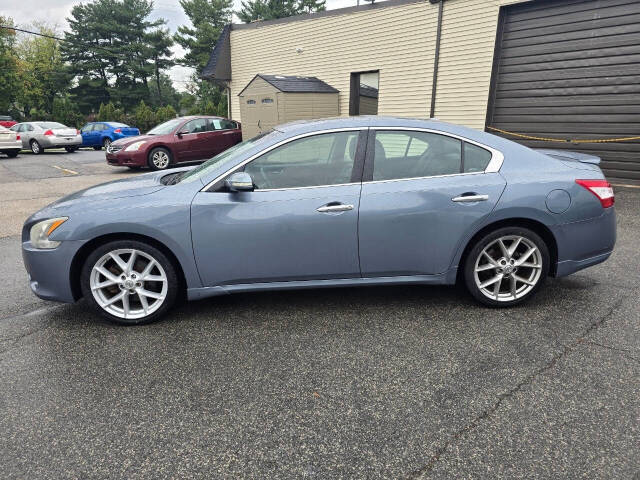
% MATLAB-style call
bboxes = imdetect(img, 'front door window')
[243,131,360,190]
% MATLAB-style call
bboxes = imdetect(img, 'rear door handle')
[452,194,489,203]
[317,203,354,213]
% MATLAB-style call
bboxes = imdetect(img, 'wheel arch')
[455,217,559,283]
[147,144,174,161]
[69,232,188,301]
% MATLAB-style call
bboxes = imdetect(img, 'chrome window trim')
[368,126,504,175]
[201,127,366,192]
[201,126,504,192]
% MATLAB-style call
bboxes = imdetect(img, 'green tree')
[133,100,156,132]
[237,0,325,23]
[16,23,71,118]
[62,0,174,112]
[146,28,175,105]
[0,18,23,116]
[174,0,233,73]
[155,104,177,123]
[97,101,126,122]
[52,97,85,128]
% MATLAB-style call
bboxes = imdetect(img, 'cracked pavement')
[0,150,639,479]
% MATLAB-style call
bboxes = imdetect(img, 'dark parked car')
[105,116,242,170]
[80,122,140,150]
[23,117,616,325]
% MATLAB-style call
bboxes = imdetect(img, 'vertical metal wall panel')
[487,0,640,184]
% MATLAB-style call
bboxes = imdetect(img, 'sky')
[1,0,356,90]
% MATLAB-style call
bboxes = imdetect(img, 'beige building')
[203,0,640,184]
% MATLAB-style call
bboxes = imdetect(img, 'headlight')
[30,217,68,249]
[125,141,147,152]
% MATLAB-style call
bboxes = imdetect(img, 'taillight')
[76,129,80,134]
[576,179,614,208]
[114,128,121,133]
[16,135,20,140]
[44,129,53,136]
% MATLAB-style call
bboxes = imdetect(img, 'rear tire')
[464,226,549,307]
[6,150,19,158]
[30,140,42,155]
[102,138,112,149]
[65,147,78,153]
[80,240,179,325]
[147,147,172,170]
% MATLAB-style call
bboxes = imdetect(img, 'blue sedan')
[80,122,140,150]
[22,117,616,325]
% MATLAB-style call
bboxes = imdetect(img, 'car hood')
[48,171,169,210]
[111,134,167,146]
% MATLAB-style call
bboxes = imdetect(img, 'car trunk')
[52,128,78,138]
[0,129,16,141]
[119,127,139,135]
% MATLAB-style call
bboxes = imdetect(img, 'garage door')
[486,0,640,185]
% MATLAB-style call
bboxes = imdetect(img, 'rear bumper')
[106,149,147,167]
[22,239,87,303]
[552,207,616,277]
[41,135,83,148]
[0,139,22,151]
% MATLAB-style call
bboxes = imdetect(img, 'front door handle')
[452,194,489,203]
[317,203,354,213]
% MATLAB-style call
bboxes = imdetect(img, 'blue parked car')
[22,117,616,325]
[80,122,140,150]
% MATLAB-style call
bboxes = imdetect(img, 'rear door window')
[372,130,462,181]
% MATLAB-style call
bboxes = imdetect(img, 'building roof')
[238,74,339,96]
[201,24,232,83]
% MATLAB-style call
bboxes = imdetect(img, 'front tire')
[93,146,102,151]
[80,240,179,325]
[464,227,549,307]
[65,147,78,153]
[30,140,42,155]
[148,147,172,170]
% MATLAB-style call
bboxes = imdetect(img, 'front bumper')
[0,139,22,151]
[22,239,87,303]
[106,148,147,167]
[40,135,83,148]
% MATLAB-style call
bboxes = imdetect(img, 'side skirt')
[187,269,458,301]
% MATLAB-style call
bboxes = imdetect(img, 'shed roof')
[238,74,339,96]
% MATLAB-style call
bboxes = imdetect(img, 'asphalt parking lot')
[1,149,639,479]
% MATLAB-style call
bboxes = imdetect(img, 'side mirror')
[177,130,189,137]
[225,172,254,192]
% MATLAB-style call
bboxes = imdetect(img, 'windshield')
[178,131,278,184]
[147,118,183,135]
[36,122,66,129]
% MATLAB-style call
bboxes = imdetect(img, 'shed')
[238,74,339,139]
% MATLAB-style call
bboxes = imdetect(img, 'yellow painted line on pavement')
[52,165,78,175]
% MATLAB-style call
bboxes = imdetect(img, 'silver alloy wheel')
[152,150,169,169]
[473,235,543,302]
[89,248,168,320]
[31,141,40,154]
[103,138,112,148]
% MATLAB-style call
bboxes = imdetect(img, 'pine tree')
[237,0,325,23]
[174,0,233,73]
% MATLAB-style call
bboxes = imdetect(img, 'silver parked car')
[0,125,22,158]
[10,122,82,154]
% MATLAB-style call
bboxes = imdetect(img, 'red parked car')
[0,115,17,129]
[106,116,242,170]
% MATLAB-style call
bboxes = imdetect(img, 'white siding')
[228,0,531,130]
[229,2,438,121]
